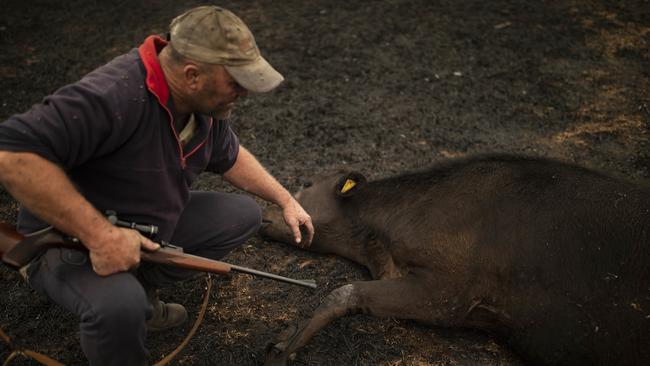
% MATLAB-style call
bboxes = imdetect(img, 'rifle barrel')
[229,264,317,289]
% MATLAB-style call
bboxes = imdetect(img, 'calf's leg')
[265,277,435,366]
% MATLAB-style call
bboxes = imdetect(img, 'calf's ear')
[336,172,367,197]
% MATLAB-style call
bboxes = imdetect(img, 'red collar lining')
[138,35,170,105]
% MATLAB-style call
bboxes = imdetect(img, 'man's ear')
[183,64,201,90]
[336,171,367,197]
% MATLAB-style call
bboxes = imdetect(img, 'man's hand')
[0,152,161,275]
[281,196,314,248]
[88,227,160,276]
[222,146,315,247]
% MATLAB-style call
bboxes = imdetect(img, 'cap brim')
[225,56,284,93]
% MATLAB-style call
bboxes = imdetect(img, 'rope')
[153,274,212,366]
[1,274,213,366]
[0,327,64,366]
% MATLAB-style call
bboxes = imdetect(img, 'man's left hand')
[281,197,314,248]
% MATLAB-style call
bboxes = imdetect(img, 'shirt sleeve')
[0,70,140,170]
[206,118,240,174]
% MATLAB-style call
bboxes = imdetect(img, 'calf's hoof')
[264,324,301,366]
[264,342,293,366]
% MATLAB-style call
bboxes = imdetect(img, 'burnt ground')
[0,0,648,365]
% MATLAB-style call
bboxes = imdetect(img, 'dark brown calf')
[261,155,650,366]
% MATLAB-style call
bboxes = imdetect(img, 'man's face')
[193,65,248,116]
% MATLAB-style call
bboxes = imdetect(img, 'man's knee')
[83,279,149,334]
[236,194,262,235]
[171,192,263,261]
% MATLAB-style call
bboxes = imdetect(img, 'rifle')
[0,218,317,289]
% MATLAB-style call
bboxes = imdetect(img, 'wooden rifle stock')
[0,223,316,289]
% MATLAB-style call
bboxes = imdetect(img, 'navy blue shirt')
[0,36,240,241]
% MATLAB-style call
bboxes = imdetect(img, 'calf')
[261,154,650,366]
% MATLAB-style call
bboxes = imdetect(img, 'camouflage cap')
[169,6,284,93]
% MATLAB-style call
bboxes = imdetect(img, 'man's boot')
[145,288,188,332]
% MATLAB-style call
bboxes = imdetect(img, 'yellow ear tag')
[341,179,357,193]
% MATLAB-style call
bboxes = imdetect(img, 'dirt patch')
[0,0,648,365]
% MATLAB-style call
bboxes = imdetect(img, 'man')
[0,6,313,365]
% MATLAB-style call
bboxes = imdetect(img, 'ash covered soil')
[1,0,649,365]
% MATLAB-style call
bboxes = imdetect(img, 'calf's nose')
[260,206,294,244]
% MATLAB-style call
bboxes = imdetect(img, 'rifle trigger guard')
[160,241,184,253]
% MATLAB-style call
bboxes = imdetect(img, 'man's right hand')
[0,151,160,276]
[88,227,160,276]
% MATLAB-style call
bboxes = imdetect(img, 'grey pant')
[26,191,262,366]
